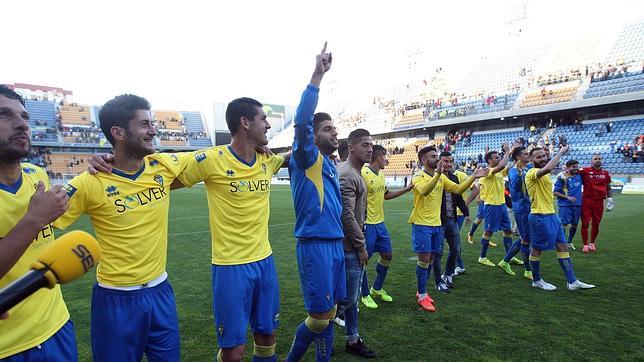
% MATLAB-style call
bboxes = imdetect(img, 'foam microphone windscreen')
[32,230,101,285]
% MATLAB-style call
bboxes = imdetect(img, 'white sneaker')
[333,316,345,327]
[532,279,557,291]
[454,267,465,276]
[567,280,596,291]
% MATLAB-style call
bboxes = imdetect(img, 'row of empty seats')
[59,104,91,125]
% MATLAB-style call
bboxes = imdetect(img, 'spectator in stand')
[616,139,622,153]
[610,139,617,153]
[530,125,536,134]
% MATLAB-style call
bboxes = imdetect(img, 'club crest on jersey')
[154,174,164,186]
[262,163,267,174]
[22,167,36,174]
[226,169,235,177]
[105,185,120,197]
[149,159,159,167]
[62,184,77,197]
[195,153,207,163]
[170,154,180,165]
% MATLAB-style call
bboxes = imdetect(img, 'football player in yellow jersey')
[358,144,413,309]
[477,144,517,267]
[0,85,77,360]
[409,146,488,312]
[174,97,286,362]
[55,94,193,362]
[525,146,595,291]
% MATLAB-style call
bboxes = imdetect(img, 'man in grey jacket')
[337,128,376,358]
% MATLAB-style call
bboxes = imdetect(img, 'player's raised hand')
[502,143,510,153]
[436,158,445,174]
[472,166,490,178]
[559,145,570,155]
[314,42,332,76]
[26,182,69,227]
[88,153,114,174]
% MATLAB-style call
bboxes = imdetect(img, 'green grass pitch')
[61,186,644,361]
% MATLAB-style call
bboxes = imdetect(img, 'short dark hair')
[439,151,452,158]
[0,85,25,106]
[418,145,437,162]
[99,94,151,146]
[529,147,543,157]
[566,159,579,167]
[372,144,386,162]
[484,150,498,162]
[338,140,348,160]
[313,112,332,133]
[225,97,263,136]
[348,128,371,144]
[511,146,527,161]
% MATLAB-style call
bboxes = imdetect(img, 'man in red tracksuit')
[578,154,613,253]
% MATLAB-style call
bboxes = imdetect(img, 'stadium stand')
[183,111,213,147]
[521,81,580,107]
[59,103,92,126]
[24,100,59,142]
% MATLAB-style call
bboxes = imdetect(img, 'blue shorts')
[476,203,486,219]
[91,280,180,362]
[296,240,347,314]
[411,224,444,254]
[529,214,566,251]
[484,204,512,233]
[559,206,581,226]
[514,212,530,242]
[2,319,77,361]
[212,256,280,348]
[365,223,392,257]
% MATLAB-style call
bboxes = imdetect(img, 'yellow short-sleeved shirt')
[525,168,555,214]
[55,152,193,286]
[362,166,386,224]
[0,164,69,358]
[480,167,508,206]
[408,171,464,226]
[178,146,284,265]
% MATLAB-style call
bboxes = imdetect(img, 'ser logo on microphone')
[72,244,96,272]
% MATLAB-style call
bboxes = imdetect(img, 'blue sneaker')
[435,281,450,293]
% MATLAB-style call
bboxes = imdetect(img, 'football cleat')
[510,257,524,265]
[567,280,596,291]
[478,257,496,267]
[582,245,590,254]
[360,295,378,309]
[370,288,393,302]
[532,279,557,291]
[418,295,436,312]
[497,260,516,275]
[589,243,597,252]
[523,270,533,280]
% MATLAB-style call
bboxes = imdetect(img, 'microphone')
[0,230,101,314]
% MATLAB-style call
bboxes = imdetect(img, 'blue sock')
[480,238,489,258]
[286,321,315,361]
[503,240,522,263]
[373,262,389,291]
[557,252,577,284]
[416,263,428,294]
[529,256,541,281]
[568,226,577,244]
[314,323,333,362]
[360,270,369,297]
[520,243,531,271]
[469,221,480,236]
[503,235,513,252]
[253,355,277,362]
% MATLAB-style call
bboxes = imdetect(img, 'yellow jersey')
[453,170,470,216]
[362,166,386,224]
[408,171,470,226]
[178,146,284,265]
[55,152,193,286]
[0,164,69,358]
[525,168,555,214]
[480,167,508,206]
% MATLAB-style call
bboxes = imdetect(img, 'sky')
[2,0,642,128]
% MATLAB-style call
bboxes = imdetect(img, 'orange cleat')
[418,296,436,312]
